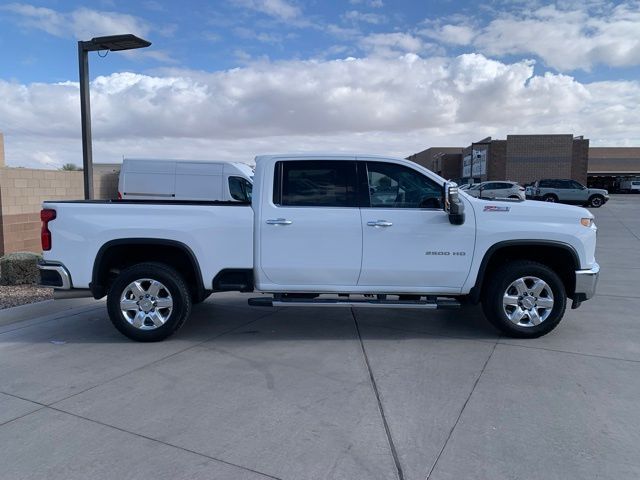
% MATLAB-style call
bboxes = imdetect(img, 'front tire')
[107,262,192,342]
[482,260,566,338]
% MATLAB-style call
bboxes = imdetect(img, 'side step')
[248,296,460,310]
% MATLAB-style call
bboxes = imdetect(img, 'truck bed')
[41,200,254,290]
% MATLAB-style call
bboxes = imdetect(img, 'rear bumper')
[38,261,72,289]
[39,262,93,299]
[572,263,599,308]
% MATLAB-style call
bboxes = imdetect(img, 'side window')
[366,162,443,209]
[569,180,584,189]
[558,180,572,189]
[229,176,252,202]
[275,160,357,207]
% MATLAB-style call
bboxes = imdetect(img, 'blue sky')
[0,0,639,167]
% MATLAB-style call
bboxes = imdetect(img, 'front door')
[358,161,475,290]
[259,160,362,288]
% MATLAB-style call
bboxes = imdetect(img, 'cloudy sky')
[0,0,639,168]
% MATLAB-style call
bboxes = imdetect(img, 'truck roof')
[254,153,405,163]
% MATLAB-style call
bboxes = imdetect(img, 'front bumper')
[572,263,600,308]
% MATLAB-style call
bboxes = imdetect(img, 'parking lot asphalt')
[1,195,639,480]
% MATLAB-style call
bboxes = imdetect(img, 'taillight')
[41,208,56,251]
[117,191,122,200]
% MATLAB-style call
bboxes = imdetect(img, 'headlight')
[580,218,594,227]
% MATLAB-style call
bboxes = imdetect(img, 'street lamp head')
[82,34,151,52]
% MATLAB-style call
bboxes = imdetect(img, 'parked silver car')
[531,179,609,207]
[465,181,526,200]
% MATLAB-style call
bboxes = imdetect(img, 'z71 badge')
[483,205,511,212]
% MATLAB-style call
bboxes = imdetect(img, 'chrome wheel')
[502,276,554,327]
[590,196,603,207]
[120,278,173,330]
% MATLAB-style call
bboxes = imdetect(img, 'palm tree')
[60,163,81,171]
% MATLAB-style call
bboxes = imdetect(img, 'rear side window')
[274,160,357,207]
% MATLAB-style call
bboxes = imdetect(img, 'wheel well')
[474,243,578,302]
[91,240,205,301]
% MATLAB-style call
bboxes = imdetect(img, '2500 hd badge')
[425,251,466,256]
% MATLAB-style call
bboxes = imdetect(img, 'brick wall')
[505,135,574,184]
[487,140,507,180]
[0,167,119,255]
[571,139,589,185]
[407,147,463,176]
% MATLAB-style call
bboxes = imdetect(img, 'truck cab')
[253,154,476,294]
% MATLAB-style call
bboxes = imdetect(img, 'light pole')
[78,34,151,199]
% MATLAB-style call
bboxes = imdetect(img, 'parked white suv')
[39,154,599,342]
[465,181,526,200]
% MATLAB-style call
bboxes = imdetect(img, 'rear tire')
[481,260,566,338]
[107,262,192,342]
[543,194,558,203]
[588,195,605,208]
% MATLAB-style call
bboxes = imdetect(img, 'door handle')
[367,220,393,227]
[266,218,293,225]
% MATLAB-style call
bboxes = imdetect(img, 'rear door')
[556,180,580,203]
[481,182,500,198]
[258,160,362,287]
[358,161,475,290]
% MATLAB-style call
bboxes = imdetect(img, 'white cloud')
[349,0,384,7]
[359,33,431,57]
[343,10,387,25]
[1,3,151,40]
[420,24,476,46]
[1,53,639,168]
[448,2,640,71]
[232,0,302,21]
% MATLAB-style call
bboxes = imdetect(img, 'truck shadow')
[0,299,499,345]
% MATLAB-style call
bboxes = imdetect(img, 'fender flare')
[468,240,580,304]
[90,238,205,300]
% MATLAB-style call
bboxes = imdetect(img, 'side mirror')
[444,182,465,225]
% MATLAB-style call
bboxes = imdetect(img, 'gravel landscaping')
[0,285,53,309]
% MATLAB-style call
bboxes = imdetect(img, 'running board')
[248,296,460,310]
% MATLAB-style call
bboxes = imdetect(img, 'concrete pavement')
[0,195,639,480]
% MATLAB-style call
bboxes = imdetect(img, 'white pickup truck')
[39,154,599,341]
